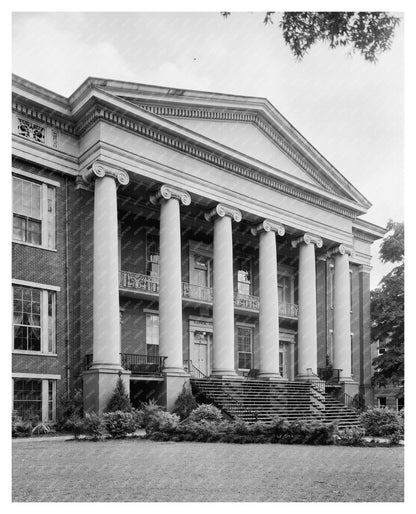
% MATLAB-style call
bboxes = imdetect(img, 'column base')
[83,367,131,415]
[162,373,191,411]
[257,373,285,381]
[211,369,239,379]
[163,366,187,376]
[295,372,317,381]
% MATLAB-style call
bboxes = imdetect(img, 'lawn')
[12,438,404,502]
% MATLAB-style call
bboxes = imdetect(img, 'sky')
[11,10,405,288]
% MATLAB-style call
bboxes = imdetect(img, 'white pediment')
[168,118,319,186]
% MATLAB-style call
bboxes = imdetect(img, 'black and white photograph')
[9,2,407,506]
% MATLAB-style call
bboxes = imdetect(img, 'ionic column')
[292,233,323,377]
[251,219,285,379]
[82,160,130,369]
[205,204,242,377]
[151,185,191,374]
[328,244,354,381]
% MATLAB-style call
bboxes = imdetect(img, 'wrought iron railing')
[119,270,298,317]
[121,353,167,375]
[317,367,342,383]
[340,392,366,412]
[84,353,167,375]
[189,362,208,379]
[306,368,326,394]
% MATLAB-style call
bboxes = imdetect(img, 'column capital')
[204,203,242,223]
[149,184,191,206]
[327,244,355,259]
[251,219,285,237]
[291,233,323,249]
[81,160,130,186]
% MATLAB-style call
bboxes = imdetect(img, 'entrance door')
[193,330,211,376]
[279,341,289,379]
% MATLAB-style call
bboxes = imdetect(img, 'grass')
[12,438,403,502]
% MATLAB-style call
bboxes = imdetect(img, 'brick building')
[12,74,385,421]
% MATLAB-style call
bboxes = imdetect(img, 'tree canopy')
[371,220,404,388]
[221,12,401,62]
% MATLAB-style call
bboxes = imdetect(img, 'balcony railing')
[84,353,167,375]
[119,270,298,317]
[317,367,342,384]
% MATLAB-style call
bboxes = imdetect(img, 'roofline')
[353,218,387,241]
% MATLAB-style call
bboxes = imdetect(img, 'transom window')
[146,313,159,357]
[12,175,55,249]
[146,234,160,276]
[237,326,253,370]
[13,285,56,353]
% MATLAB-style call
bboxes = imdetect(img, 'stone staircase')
[190,378,360,428]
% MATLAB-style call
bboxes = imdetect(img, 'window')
[349,270,353,312]
[13,378,57,421]
[351,333,354,376]
[397,397,404,411]
[237,326,253,370]
[193,254,212,288]
[377,397,387,408]
[13,175,55,249]
[278,275,292,304]
[237,257,252,295]
[13,285,56,353]
[326,330,334,367]
[146,234,160,276]
[329,264,335,309]
[377,342,386,356]
[146,314,159,357]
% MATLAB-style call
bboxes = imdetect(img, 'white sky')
[11,9,404,288]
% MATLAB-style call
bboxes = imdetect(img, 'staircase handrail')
[306,368,326,394]
[342,391,366,412]
[190,362,208,380]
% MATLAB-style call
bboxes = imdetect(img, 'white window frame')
[12,375,59,422]
[145,313,159,357]
[236,256,252,295]
[145,232,160,277]
[236,324,253,371]
[377,397,387,408]
[12,170,58,251]
[12,281,58,355]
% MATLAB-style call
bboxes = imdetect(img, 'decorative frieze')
[149,184,191,206]
[204,203,242,223]
[17,117,46,144]
[251,219,285,237]
[81,160,130,186]
[291,233,323,249]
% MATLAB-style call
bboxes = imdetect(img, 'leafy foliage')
[102,411,136,438]
[188,404,223,423]
[371,221,404,387]
[32,422,54,436]
[221,12,401,62]
[12,411,33,438]
[172,384,198,420]
[359,407,403,437]
[105,377,132,412]
[83,412,105,440]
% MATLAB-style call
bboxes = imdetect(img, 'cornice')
[12,100,75,134]
[251,219,285,237]
[74,104,361,219]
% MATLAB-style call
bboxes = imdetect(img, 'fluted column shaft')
[82,161,130,369]
[151,185,191,374]
[292,234,323,377]
[252,220,285,379]
[206,204,241,377]
[332,247,352,381]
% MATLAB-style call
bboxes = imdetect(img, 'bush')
[102,411,136,438]
[145,410,180,434]
[172,384,198,420]
[83,412,105,440]
[188,404,223,424]
[12,411,32,438]
[359,407,403,437]
[63,413,85,439]
[58,389,83,422]
[337,426,365,446]
[32,422,55,436]
[105,377,132,413]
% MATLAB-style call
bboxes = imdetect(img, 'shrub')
[188,404,223,424]
[32,422,54,436]
[83,412,105,440]
[58,389,83,422]
[338,426,365,446]
[145,410,180,434]
[12,411,32,438]
[140,400,163,426]
[63,413,85,439]
[105,377,132,413]
[172,384,198,420]
[359,407,403,437]
[131,408,145,429]
[102,411,136,438]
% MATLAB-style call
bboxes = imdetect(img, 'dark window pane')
[27,220,41,245]
[13,215,26,241]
